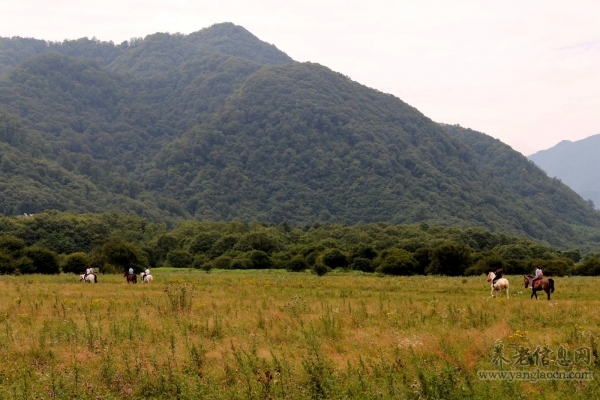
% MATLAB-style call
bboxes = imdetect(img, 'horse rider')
[128,267,134,276]
[84,267,94,279]
[531,266,543,290]
[492,267,504,286]
[142,268,150,281]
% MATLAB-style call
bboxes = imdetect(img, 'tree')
[99,239,148,273]
[321,248,348,270]
[63,252,90,274]
[24,247,60,274]
[427,244,473,276]
[376,248,417,276]
[286,256,308,272]
[166,250,194,268]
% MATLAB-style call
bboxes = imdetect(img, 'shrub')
[413,248,431,274]
[234,232,280,254]
[312,262,329,276]
[230,258,252,269]
[167,250,194,268]
[574,256,600,276]
[63,252,90,274]
[191,254,209,269]
[211,256,232,270]
[0,236,26,256]
[0,252,16,275]
[321,248,348,270]
[24,247,60,274]
[427,244,473,276]
[376,248,417,276]
[99,239,148,273]
[189,231,221,254]
[249,250,274,269]
[210,235,238,257]
[351,257,374,273]
[286,256,309,272]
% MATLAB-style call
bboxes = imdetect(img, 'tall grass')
[0,270,598,398]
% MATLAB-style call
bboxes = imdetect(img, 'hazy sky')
[0,0,598,155]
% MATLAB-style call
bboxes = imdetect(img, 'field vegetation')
[0,269,598,399]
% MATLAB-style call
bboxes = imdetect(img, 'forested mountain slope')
[0,23,599,248]
[529,134,600,210]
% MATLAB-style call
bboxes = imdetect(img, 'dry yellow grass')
[0,270,598,399]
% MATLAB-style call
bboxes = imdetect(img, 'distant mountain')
[1,23,599,247]
[529,134,600,209]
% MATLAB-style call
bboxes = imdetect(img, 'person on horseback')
[492,267,504,286]
[128,267,134,275]
[531,266,543,290]
[142,268,150,281]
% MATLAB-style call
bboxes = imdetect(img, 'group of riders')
[82,267,151,282]
[128,267,151,282]
[492,265,543,290]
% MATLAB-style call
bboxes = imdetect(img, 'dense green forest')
[1,23,599,249]
[1,211,600,277]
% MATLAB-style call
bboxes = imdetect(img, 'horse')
[80,273,97,283]
[141,273,153,284]
[524,276,554,300]
[487,271,509,298]
[124,271,137,284]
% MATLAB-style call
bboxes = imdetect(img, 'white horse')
[487,271,509,298]
[141,273,153,284]
[79,273,96,283]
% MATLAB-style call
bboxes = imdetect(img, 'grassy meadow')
[0,269,599,399]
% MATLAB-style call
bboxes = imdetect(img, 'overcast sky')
[0,0,598,155]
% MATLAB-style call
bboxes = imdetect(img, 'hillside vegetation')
[529,134,600,210]
[0,23,599,248]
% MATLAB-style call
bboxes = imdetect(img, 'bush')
[574,256,600,276]
[413,248,431,274]
[24,247,60,274]
[312,262,329,276]
[99,239,148,273]
[321,248,348,270]
[211,256,232,270]
[465,254,504,276]
[376,248,417,276]
[191,254,209,269]
[63,252,90,274]
[351,257,374,273]
[189,231,221,254]
[249,250,274,269]
[0,236,26,256]
[427,244,473,276]
[531,258,571,277]
[0,252,16,275]
[166,250,194,268]
[234,232,279,254]
[349,245,377,262]
[230,258,252,269]
[286,256,309,272]
[210,235,238,257]
[504,259,529,275]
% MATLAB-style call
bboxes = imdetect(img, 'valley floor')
[0,269,598,399]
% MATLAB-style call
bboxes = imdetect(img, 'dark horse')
[124,271,137,284]
[524,276,554,300]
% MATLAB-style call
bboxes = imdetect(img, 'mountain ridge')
[0,23,599,248]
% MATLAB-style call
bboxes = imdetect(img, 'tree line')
[1,211,599,277]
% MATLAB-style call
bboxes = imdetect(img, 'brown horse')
[523,276,554,300]
[124,271,137,284]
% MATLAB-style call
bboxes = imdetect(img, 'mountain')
[1,23,599,248]
[529,135,600,209]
